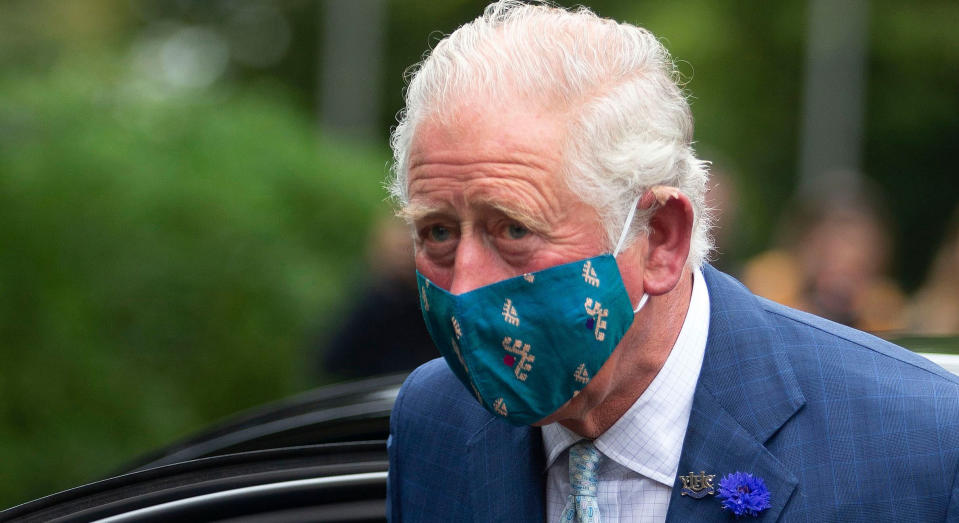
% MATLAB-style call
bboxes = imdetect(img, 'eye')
[429,225,452,242]
[507,223,529,239]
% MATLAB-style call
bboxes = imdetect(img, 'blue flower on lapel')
[716,472,771,518]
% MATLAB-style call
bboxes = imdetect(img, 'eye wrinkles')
[403,145,573,275]
[412,213,538,248]
[399,198,544,270]
[398,198,550,236]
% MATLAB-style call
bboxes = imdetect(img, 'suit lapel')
[468,419,545,522]
[667,384,801,521]
[667,265,806,521]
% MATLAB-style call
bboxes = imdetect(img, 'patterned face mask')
[415,197,647,426]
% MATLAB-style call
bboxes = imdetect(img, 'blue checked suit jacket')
[387,265,959,521]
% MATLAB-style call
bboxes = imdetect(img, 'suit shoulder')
[392,358,494,435]
[399,357,461,396]
[757,295,959,386]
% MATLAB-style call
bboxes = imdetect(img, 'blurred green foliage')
[893,336,959,356]
[0,58,388,506]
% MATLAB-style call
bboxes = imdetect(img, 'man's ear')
[641,191,693,295]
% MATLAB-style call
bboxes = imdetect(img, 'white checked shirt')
[543,267,710,522]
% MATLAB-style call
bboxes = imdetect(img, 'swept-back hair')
[389,0,712,266]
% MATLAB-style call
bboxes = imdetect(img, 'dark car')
[2,340,957,522]
[0,373,406,522]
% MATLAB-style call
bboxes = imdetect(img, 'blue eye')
[507,224,529,239]
[429,225,451,242]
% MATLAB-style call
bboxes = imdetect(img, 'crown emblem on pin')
[680,471,716,499]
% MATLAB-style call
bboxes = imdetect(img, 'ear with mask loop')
[612,194,649,314]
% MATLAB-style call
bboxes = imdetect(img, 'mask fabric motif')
[416,196,646,426]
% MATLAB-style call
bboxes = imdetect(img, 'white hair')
[388,0,713,267]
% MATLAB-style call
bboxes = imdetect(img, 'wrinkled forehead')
[408,98,570,164]
[402,102,594,228]
[415,90,571,176]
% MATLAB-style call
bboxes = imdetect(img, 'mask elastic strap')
[634,292,649,314]
[612,194,649,314]
[613,194,643,257]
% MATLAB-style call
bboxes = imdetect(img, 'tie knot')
[568,441,601,497]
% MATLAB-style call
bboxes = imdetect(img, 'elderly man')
[386,2,959,521]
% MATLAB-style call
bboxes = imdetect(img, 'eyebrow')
[395,201,445,224]
[397,198,550,234]
[477,197,550,233]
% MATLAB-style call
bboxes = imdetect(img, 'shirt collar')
[541,266,710,485]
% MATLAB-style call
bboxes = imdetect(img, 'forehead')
[405,103,574,216]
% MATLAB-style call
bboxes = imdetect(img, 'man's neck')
[559,269,695,438]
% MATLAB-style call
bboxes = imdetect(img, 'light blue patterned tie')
[561,441,602,522]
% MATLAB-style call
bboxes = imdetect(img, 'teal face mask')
[415,197,647,426]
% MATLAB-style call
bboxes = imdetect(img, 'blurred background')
[1,0,956,508]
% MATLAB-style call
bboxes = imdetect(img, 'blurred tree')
[0,58,388,505]
[865,2,959,290]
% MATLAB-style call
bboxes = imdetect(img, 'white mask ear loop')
[612,195,649,314]
[613,195,642,257]
[633,292,649,314]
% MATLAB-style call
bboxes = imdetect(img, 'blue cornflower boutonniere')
[716,472,771,518]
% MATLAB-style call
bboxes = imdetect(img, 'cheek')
[523,248,593,273]
[414,251,452,288]
[615,249,647,304]
[623,270,645,305]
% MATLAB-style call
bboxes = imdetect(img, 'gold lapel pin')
[679,471,716,499]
